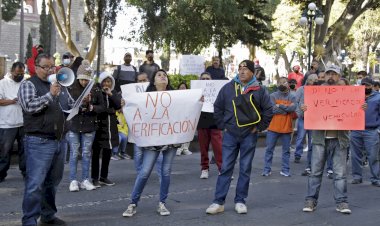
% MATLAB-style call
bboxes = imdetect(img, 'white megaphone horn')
[48,67,75,87]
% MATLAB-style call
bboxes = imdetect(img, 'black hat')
[239,60,255,73]
[361,77,374,85]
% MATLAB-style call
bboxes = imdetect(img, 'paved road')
[1,143,379,226]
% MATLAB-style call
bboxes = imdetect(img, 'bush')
[169,74,199,89]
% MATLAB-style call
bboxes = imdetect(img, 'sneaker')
[39,217,66,226]
[182,149,193,155]
[261,172,271,177]
[80,179,96,190]
[235,203,247,214]
[99,177,115,186]
[294,157,301,163]
[327,170,333,179]
[176,148,183,156]
[69,180,79,192]
[206,203,224,214]
[111,155,119,161]
[280,171,291,177]
[351,178,363,184]
[157,202,170,216]
[371,181,380,187]
[336,202,351,214]
[122,204,137,217]
[303,200,317,212]
[301,168,311,176]
[117,153,125,159]
[120,153,131,159]
[200,170,209,179]
[92,179,101,188]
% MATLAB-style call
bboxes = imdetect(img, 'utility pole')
[19,0,25,62]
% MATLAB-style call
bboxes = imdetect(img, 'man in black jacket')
[206,60,273,215]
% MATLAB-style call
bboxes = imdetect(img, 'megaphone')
[48,67,75,87]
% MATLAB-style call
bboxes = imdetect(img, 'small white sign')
[190,80,229,112]
[179,55,205,75]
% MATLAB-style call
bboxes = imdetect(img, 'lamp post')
[337,50,353,80]
[299,2,324,71]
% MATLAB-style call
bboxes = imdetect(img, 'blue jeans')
[350,129,380,183]
[22,136,64,226]
[214,131,258,205]
[60,134,69,162]
[67,131,96,181]
[130,147,176,204]
[263,131,291,174]
[134,144,162,177]
[306,139,348,204]
[0,127,25,179]
[295,118,312,159]
[112,133,128,155]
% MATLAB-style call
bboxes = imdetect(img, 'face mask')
[357,79,362,85]
[147,56,153,61]
[289,84,296,90]
[365,88,372,95]
[13,74,24,82]
[63,59,71,66]
[278,85,287,92]
[327,79,335,85]
[313,80,324,85]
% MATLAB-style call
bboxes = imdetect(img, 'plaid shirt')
[18,80,74,113]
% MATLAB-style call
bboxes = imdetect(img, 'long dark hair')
[146,69,173,92]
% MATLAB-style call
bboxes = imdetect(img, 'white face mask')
[63,59,71,66]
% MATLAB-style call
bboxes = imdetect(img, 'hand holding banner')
[122,89,203,147]
[304,85,365,130]
[66,80,95,121]
[190,80,228,112]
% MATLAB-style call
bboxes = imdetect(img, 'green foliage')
[168,74,199,90]
[26,33,33,59]
[39,0,51,54]
[1,0,21,22]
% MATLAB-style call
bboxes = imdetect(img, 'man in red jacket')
[287,65,304,89]
[26,45,44,76]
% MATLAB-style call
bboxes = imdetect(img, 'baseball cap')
[361,77,374,85]
[325,65,341,75]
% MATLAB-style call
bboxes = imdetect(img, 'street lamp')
[337,49,353,80]
[299,2,324,71]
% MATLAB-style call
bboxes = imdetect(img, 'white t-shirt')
[0,74,24,128]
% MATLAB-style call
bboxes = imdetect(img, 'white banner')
[120,82,149,95]
[190,80,229,112]
[66,80,95,121]
[179,55,205,75]
[122,89,203,147]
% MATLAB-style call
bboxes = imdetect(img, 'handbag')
[232,83,261,127]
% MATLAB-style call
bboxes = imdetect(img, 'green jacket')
[311,130,350,149]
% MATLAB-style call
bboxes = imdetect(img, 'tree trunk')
[281,52,291,74]
[247,44,256,61]
[160,40,170,71]
[19,0,24,62]
[96,1,104,77]
[85,31,98,63]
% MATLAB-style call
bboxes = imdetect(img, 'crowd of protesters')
[1,47,379,226]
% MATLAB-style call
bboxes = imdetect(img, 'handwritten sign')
[120,82,149,95]
[179,55,205,75]
[304,85,365,130]
[122,89,203,147]
[190,80,229,112]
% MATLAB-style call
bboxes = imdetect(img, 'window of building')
[76,31,82,42]
[31,28,37,38]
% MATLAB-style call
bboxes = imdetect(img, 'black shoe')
[327,171,333,179]
[0,177,4,183]
[92,179,101,188]
[351,179,362,184]
[294,157,301,163]
[99,177,115,186]
[39,217,66,226]
[210,156,216,164]
[301,168,311,176]
[371,181,380,187]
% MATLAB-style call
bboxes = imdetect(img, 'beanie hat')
[76,60,93,80]
[239,60,255,73]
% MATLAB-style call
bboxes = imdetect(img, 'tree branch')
[47,0,67,41]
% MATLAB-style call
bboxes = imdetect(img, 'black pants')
[91,146,112,180]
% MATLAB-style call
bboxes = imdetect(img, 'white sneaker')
[200,170,209,179]
[206,203,224,214]
[69,180,79,192]
[176,148,183,156]
[235,203,247,214]
[122,204,137,217]
[80,179,96,190]
[182,149,193,155]
[157,202,170,216]
[111,155,119,160]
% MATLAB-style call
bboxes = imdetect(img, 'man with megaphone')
[17,53,75,226]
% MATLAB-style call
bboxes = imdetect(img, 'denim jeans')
[263,131,291,174]
[0,127,25,179]
[112,132,128,155]
[130,147,176,204]
[67,131,96,181]
[350,129,380,183]
[134,144,162,177]
[22,136,64,226]
[306,139,348,204]
[60,134,69,163]
[294,118,312,159]
[213,131,257,205]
